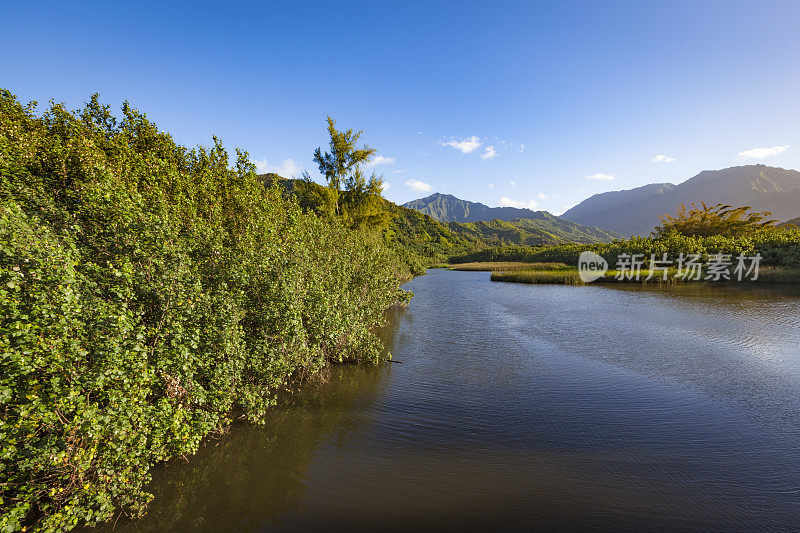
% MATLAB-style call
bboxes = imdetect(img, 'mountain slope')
[562,165,800,236]
[404,193,545,222]
[262,177,621,259]
[403,192,620,242]
[449,216,621,246]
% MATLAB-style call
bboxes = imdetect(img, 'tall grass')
[450,262,569,272]
[755,267,800,284]
[489,266,800,285]
[491,270,584,284]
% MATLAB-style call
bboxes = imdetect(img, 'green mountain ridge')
[261,176,622,259]
[403,192,547,223]
[401,191,620,241]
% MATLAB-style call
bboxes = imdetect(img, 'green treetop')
[307,117,389,230]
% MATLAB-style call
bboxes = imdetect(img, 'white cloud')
[439,135,482,154]
[737,145,790,159]
[585,172,616,181]
[481,146,498,160]
[488,183,495,188]
[651,154,676,163]
[509,180,517,186]
[417,131,424,135]
[364,155,395,168]
[499,196,539,209]
[393,169,407,174]
[405,179,433,192]
[252,158,300,178]
[538,192,563,201]
[382,181,390,190]
[519,144,525,153]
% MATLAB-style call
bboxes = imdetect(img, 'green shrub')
[0,90,409,532]
[451,229,800,268]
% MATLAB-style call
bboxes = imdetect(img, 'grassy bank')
[450,230,800,268]
[449,261,569,272]
[491,269,585,284]
[488,266,800,285]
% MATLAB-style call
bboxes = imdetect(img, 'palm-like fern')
[654,202,778,237]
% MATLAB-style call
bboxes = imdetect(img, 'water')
[103,270,800,531]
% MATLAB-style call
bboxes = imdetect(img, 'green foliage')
[451,228,800,268]
[654,202,779,238]
[265,176,620,267]
[0,90,409,532]
[449,216,619,246]
[307,117,390,230]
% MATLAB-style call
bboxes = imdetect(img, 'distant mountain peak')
[403,192,546,223]
[562,165,800,236]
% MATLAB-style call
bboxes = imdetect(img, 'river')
[101,269,800,531]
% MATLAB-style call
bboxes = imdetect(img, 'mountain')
[448,216,621,245]
[782,217,800,227]
[263,177,622,260]
[404,193,545,223]
[403,192,620,242]
[562,165,800,236]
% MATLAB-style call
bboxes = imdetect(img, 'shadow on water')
[92,357,396,532]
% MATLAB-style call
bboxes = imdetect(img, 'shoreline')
[446,262,800,285]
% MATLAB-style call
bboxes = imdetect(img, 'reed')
[753,267,800,284]
[451,261,569,272]
[491,269,584,284]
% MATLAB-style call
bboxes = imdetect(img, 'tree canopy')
[305,116,390,230]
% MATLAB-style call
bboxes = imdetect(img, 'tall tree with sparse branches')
[307,117,389,229]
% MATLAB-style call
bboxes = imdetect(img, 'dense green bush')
[451,229,800,268]
[0,90,409,532]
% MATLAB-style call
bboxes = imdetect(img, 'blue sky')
[3,0,800,214]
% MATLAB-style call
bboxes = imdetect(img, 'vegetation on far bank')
[489,266,800,286]
[451,223,800,265]
[452,203,800,286]
[449,262,570,272]
[450,228,800,268]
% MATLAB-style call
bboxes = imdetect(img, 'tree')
[653,202,779,237]
[307,117,390,230]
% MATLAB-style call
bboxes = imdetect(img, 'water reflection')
[97,363,391,532]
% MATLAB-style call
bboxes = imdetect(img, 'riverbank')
[449,262,800,285]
